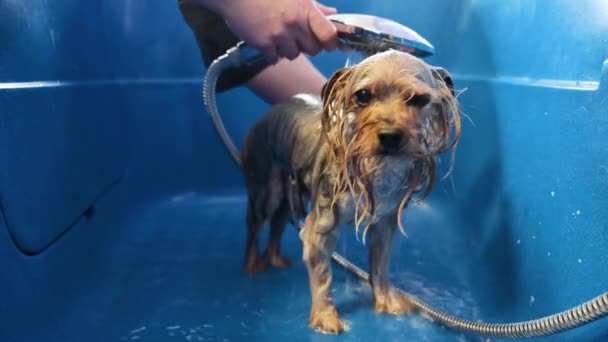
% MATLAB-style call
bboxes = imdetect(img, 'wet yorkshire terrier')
[240,50,461,334]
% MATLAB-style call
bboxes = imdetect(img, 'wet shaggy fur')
[240,50,461,334]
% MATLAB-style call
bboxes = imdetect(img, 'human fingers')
[307,5,338,51]
[314,2,337,15]
[275,33,301,60]
[258,40,280,65]
[294,31,324,56]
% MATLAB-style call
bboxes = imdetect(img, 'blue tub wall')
[1,0,608,341]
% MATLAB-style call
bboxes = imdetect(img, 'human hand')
[207,0,339,64]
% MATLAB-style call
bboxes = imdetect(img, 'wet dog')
[240,50,461,334]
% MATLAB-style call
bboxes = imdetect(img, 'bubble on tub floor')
[530,296,535,306]
[547,252,551,257]
[342,277,371,299]
[131,326,147,334]
[250,310,264,317]
[578,258,583,264]
[408,315,431,333]
[455,335,470,342]
[550,191,555,197]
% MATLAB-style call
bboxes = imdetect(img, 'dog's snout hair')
[239,50,462,335]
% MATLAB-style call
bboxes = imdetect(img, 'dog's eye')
[354,89,373,106]
[408,93,431,108]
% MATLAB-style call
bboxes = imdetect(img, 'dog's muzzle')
[378,129,404,155]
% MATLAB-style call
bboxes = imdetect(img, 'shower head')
[228,13,434,69]
[328,13,434,58]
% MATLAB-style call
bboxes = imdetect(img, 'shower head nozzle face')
[327,14,435,58]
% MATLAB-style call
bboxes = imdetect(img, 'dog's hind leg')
[243,195,267,274]
[243,166,285,274]
[367,212,415,315]
[264,199,291,268]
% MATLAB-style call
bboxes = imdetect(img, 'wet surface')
[99,192,484,342]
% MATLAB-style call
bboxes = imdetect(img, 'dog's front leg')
[367,212,415,315]
[299,209,347,334]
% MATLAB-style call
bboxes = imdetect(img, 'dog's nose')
[378,129,403,153]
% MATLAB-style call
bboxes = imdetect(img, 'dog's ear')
[321,67,353,104]
[426,66,461,156]
[320,66,354,134]
[431,67,455,96]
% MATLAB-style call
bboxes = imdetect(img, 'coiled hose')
[202,48,608,339]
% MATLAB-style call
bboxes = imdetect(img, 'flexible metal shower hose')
[202,51,608,339]
[203,53,243,166]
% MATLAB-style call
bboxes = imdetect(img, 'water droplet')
[550,191,555,197]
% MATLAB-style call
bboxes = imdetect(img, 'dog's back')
[241,94,324,183]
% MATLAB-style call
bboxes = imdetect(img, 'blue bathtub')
[1,1,607,341]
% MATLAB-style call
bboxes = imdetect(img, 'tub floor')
[74,192,485,342]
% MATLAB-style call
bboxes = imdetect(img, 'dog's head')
[320,50,461,228]
[321,50,460,161]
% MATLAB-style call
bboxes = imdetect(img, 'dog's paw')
[267,254,291,269]
[309,306,348,335]
[374,289,415,315]
[243,257,267,275]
